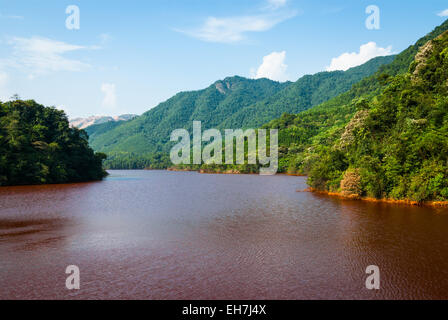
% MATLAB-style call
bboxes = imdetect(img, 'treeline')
[0,99,107,186]
[103,152,171,169]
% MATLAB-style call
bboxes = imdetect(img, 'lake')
[0,170,447,299]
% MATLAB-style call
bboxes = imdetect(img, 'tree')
[0,99,107,186]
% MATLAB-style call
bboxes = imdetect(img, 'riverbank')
[166,166,306,176]
[166,166,252,174]
[154,168,448,207]
[304,188,448,208]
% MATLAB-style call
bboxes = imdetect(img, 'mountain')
[87,56,394,169]
[265,20,448,203]
[87,77,288,156]
[0,100,107,186]
[70,114,137,129]
[188,19,448,179]
[219,55,395,129]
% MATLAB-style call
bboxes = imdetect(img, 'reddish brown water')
[0,170,447,300]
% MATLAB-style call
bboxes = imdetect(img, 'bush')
[340,169,362,198]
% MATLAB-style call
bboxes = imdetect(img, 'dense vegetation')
[87,77,288,153]
[169,21,448,178]
[306,31,448,202]
[263,19,448,203]
[104,152,171,170]
[0,99,107,186]
[219,56,395,129]
[87,58,393,169]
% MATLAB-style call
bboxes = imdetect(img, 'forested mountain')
[264,19,448,203]
[0,100,107,186]
[219,55,395,129]
[87,56,394,169]
[306,30,448,202]
[87,77,288,155]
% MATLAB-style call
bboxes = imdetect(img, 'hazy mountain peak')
[70,114,137,129]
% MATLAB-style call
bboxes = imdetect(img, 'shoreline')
[304,188,448,208]
[165,167,306,176]
[130,169,448,208]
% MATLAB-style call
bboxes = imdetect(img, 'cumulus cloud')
[176,11,296,43]
[254,51,288,82]
[437,9,448,17]
[101,83,117,108]
[326,42,393,71]
[3,37,91,77]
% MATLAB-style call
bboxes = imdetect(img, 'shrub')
[340,169,362,199]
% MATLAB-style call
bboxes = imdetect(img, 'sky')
[0,0,448,119]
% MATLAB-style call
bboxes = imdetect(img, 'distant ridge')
[86,55,394,169]
[70,114,137,129]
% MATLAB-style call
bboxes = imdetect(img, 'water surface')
[0,170,447,299]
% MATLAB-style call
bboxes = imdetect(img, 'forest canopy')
[305,31,448,202]
[0,99,107,186]
[265,26,448,203]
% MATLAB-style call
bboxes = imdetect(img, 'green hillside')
[306,30,448,202]
[88,76,288,154]
[220,55,395,129]
[266,21,448,203]
[87,56,394,169]
[191,19,448,185]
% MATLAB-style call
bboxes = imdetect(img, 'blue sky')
[0,0,448,118]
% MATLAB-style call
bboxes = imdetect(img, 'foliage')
[0,100,107,186]
[306,30,448,202]
[103,152,171,170]
[340,169,362,198]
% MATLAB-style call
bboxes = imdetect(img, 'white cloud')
[101,83,117,108]
[4,36,91,77]
[266,0,288,10]
[176,11,296,43]
[175,0,296,44]
[254,51,288,82]
[326,42,393,71]
[437,9,448,17]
